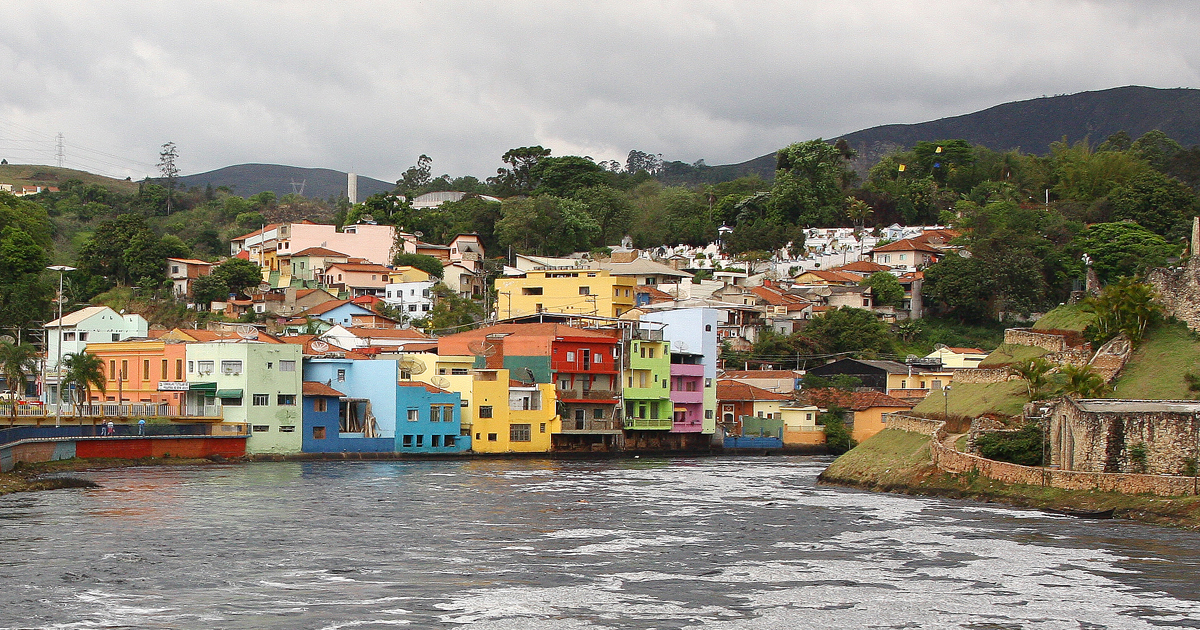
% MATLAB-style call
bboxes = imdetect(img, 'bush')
[818,410,857,455]
[976,422,1045,466]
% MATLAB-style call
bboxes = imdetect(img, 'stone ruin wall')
[1148,257,1200,332]
[1050,401,1200,476]
[1004,328,1068,352]
[884,413,1200,497]
[949,368,1014,385]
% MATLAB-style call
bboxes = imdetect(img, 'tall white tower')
[347,172,358,205]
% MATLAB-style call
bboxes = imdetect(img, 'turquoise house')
[303,357,468,453]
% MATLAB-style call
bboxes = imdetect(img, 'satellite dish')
[0,335,14,345]
[258,283,272,293]
[934,343,948,350]
[243,286,261,296]
[238,329,259,340]
[674,340,689,352]
[398,356,427,378]
[519,367,536,384]
[310,340,329,353]
[431,376,451,389]
[467,340,497,357]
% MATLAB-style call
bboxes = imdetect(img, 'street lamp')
[942,385,952,419]
[47,265,75,427]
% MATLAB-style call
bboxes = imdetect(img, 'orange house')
[84,341,189,405]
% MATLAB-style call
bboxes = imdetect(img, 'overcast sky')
[1,1,1197,184]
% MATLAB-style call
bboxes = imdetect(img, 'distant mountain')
[681,86,1200,183]
[176,164,394,200]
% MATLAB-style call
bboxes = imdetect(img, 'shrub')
[976,422,1045,466]
[818,409,856,455]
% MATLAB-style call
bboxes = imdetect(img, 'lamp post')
[47,265,75,427]
[942,385,951,419]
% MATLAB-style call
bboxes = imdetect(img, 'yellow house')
[495,269,636,319]
[388,266,433,284]
[798,389,915,444]
[468,369,559,453]
[923,346,988,369]
[779,404,825,446]
[885,370,953,397]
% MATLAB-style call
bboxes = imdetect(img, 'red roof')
[326,262,392,273]
[871,238,941,254]
[303,299,357,316]
[291,247,349,258]
[231,223,284,242]
[828,260,892,274]
[798,388,914,411]
[795,269,863,284]
[303,381,345,397]
[716,380,791,402]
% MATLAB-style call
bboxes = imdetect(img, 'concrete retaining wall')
[1,436,247,472]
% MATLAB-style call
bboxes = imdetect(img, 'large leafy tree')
[489,146,552,196]
[803,307,894,355]
[0,226,50,330]
[393,253,445,279]
[573,186,634,247]
[61,351,106,406]
[495,195,599,256]
[532,156,608,197]
[1082,278,1162,345]
[768,140,851,226]
[1106,170,1196,239]
[1075,222,1180,284]
[860,272,904,308]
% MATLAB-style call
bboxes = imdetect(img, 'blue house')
[303,357,468,454]
[303,299,378,327]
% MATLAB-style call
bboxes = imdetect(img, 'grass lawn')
[911,380,1030,418]
[1108,321,1200,400]
[1032,303,1095,332]
[978,343,1049,368]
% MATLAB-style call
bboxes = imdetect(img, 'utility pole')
[47,265,75,426]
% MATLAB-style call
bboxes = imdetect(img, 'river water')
[1,456,1199,629]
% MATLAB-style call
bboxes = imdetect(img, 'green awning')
[216,389,244,399]
[189,382,218,392]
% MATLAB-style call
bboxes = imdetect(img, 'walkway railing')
[0,422,250,448]
[0,403,223,419]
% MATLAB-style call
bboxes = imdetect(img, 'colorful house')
[45,306,149,406]
[494,269,636,319]
[185,342,304,454]
[797,388,915,443]
[624,334,672,431]
[468,369,558,453]
[84,340,188,406]
[716,380,791,436]
[641,308,719,436]
[303,357,466,453]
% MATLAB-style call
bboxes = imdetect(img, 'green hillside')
[1032,303,1094,332]
[912,380,1030,419]
[1108,322,1200,400]
[978,344,1049,368]
[0,164,139,195]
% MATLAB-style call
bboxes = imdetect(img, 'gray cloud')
[0,1,1196,183]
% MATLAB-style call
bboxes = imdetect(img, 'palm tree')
[1061,364,1111,398]
[61,351,106,411]
[0,341,38,421]
[1008,357,1054,400]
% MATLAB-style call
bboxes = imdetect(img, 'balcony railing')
[623,417,672,430]
[0,403,224,419]
[560,418,619,432]
[556,388,619,401]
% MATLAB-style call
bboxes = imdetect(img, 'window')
[111,334,119,341]
[487,433,498,441]
[222,396,242,407]
[142,360,150,380]
[422,304,430,312]
[510,424,531,442]
[176,359,183,380]
[431,435,441,447]
[444,435,455,447]
[566,351,575,362]
[594,408,604,419]
[63,332,76,341]
[337,369,346,382]
[407,409,419,422]
[409,305,418,312]
[478,405,493,419]
[121,360,128,381]
[430,405,441,422]
[280,360,296,372]
[253,394,269,406]
[540,423,546,433]
[705,325,712,332]
[579,286,590,295]
[593,353,602,363]
[415,435,424,447]
[451,368,469,375]
[313,426,326,439]
[252,425,269,432]
[403,435,413,447]
[194,361,212,374]
[705,410,713,419]
[161,359,168,380]
[899,254,907,261]
[521,287,544,295]
[108,360,116,380]
[278,394,296,406]
[314,398,327,412]
[279,426,295,433]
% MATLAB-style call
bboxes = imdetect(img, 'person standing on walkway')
[138,418,146,435]
[106,420,115,436]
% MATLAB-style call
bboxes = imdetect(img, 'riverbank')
[818,429,1200,529]
[0,456,219,496]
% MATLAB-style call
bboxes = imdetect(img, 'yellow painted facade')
[495,270,636,319]
[780,404,826,446]
[468,369,559,453]
[885,371,953,394]
[388,266,433,283]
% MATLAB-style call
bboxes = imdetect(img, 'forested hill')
[176,164,394,201]
[664,86,1200,185]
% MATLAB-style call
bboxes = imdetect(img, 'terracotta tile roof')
[161,328,284,344]
[291,247,350,258]
[716,380,791,402]
[303,299,356,316]
[303,381,345,397]
[798,388,915,411]
[795,269,864,284]
[828,260,892,274]
[326,262,393,273]
[231,223,283,242]
[343,327,430,339]
[871,238,941,254]
[398,381,453,394]
[167,258,214,266]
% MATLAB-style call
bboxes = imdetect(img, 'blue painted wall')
[301,393,392,453]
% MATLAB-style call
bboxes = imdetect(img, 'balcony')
[669,389,704,404]
[624,417,672,430]
[559,417,619,432]
[5,403,224,421]
[556,388,619,402]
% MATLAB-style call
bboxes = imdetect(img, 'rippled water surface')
[2,456,1199,629]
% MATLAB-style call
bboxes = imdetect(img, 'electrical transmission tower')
[290,179,306,196]
[55,133,64,167]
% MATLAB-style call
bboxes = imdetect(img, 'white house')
[44,306,149,404]
[383,280,438,318]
